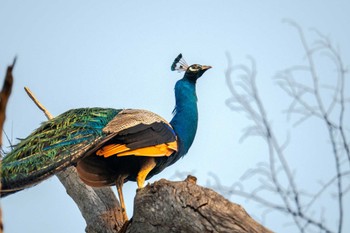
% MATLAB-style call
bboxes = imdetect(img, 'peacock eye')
[189,65,201,72]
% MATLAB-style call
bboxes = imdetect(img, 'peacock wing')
[76,109,179,187]
[1,108,120,195]
[97,109,178,157]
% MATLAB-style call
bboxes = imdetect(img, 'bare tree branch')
[24,87,53,120]
[225,54,307,232]
[283,20,348,233]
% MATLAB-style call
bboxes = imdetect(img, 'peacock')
[0,54,211,221]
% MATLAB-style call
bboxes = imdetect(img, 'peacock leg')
[116,175,128,222]
[136,157,156,188]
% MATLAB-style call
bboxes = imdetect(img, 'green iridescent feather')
[1,107,120,192]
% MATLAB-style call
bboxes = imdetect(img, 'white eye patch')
[188,65,201,72]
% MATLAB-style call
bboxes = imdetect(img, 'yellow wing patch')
[96,141,178,158]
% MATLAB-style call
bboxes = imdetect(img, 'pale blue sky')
[1,1,349,232]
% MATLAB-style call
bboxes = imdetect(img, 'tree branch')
[125,176,272,233]
[24,87,53,120]
[24,87,124,232]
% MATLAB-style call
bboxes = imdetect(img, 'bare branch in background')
[214,22,350,233]
[278,20,349,233]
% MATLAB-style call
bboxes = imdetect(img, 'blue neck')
[170,78,198,156]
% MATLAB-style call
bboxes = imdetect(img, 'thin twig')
[305,171,350,212]
[24,87,53,120]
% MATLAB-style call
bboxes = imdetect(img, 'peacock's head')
[171,54,211,83]
[184,64,212,81]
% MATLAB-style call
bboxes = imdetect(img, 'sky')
[1,1,350,232]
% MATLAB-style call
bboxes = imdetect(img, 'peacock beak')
[201,65,212,70]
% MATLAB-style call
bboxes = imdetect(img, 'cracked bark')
[125,176,272,233]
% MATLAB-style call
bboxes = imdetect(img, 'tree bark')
[126,176,272,233]
[56,167,124,233]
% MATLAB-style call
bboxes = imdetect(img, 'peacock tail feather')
[1,108,120,191]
